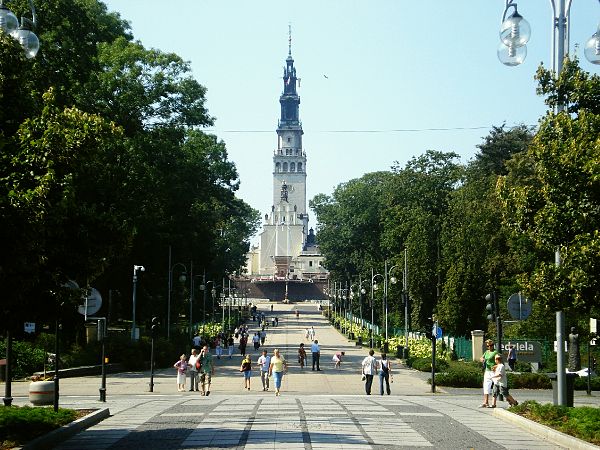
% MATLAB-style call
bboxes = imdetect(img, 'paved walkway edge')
[493,408,600,449]
[22,408,110,450]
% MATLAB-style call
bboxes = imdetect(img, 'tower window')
[309,261,313,267]
[290,162,295,172]
[287,137,291,143]
[283,162,288,172]
[297,162,303,172]
[275,162,281,172]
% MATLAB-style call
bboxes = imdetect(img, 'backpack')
[196,359,201,370]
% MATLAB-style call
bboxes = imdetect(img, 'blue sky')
[103,1,600,235]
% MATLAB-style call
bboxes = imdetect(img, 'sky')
[103,1,600,240]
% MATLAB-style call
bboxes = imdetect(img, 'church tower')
[272,32,307,222]
[246,29,327,287]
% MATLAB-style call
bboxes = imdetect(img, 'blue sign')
[433,325,443,339]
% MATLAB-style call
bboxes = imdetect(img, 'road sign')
[433,325,442,339]
[78,288,102,316]
[507,293,532,320]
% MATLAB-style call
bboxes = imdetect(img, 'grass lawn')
[0,405,87,449]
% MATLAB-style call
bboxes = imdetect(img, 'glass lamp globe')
[12,28,39,58]
[360,288,366,295]
[498,42,527,66]
[500,11,531,48]
[584,28,600,65]
[373,283,379,291]
[178,273,187,283]
[390,276,397,285]
[0,5,18,33]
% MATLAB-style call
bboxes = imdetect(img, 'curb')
[22,408,110,450]
[493,408,599,450]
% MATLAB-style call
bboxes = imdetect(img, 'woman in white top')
[378,353,392,395]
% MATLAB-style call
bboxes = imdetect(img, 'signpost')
[507,293,532,321]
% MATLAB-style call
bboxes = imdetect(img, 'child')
[332,351,345,369]
[490,354,518,407]
[174,354,188,392]
[240,354,252,390]
[298,343,307,368]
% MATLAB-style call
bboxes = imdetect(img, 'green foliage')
[0,405,77,446]
[507,372,551,389]
[432,362,483,388]
[410,357,449,372]
[511,400,600,445]
[0,340,47,380]
[574,376,600,391]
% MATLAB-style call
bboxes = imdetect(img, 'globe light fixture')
[0,0,39,58]
[585,24,600,65]
[498,4,530,66]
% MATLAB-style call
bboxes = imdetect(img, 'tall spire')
[288,23,292,56]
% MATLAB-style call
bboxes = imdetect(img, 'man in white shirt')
[311,340,321,371]
[257,349,271,391]
[188,348,199,392]
[361,349,378,395]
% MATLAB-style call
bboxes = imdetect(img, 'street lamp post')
[371,268,383,349]
[167,259,187,340]
[497,0,600,407]
[1,0,39,408]
[131,265,145,341]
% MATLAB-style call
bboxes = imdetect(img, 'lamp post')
[403,248,410,358]
[131,265,145,341]
[371,269,383,348]
[167,259,187,340]
[497,0,600,407]
[1,0,38,408]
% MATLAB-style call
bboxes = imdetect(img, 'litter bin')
[402,347,410,359]
[547,372,578,407]
[396,346,404,358]
[348,332,355,340]
[357,336,363,346]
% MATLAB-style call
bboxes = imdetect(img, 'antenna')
[288,23,292,55]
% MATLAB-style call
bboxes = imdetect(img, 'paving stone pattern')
[56,394,565,449]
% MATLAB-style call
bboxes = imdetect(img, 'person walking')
[298,343,307,369]
[252,332,261,351]
[188,349,199,391]
[479,339,499,407]
[227,334,234,359]
[173,354,188,392]
[378,353,392,395]
[507,345,517,371]
[311,340,321,371]
[269,348,287,396]
[215,335,223,359]
[198,345,215,396]
[361,349,378,395]
[257,349,271,391]
[239,333,248,356]
[240,354,252,391]
[490,354,518,407]
[260,328,267,346]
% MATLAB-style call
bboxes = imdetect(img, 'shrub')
[507,372,552,389]
[432,363,483,388]
[510,400,600,445]
[0,340,47,379]
[0,406,77,446]
[574,376,600,391]
[410,357,449,372]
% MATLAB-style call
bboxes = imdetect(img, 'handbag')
[361,374,366,381]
